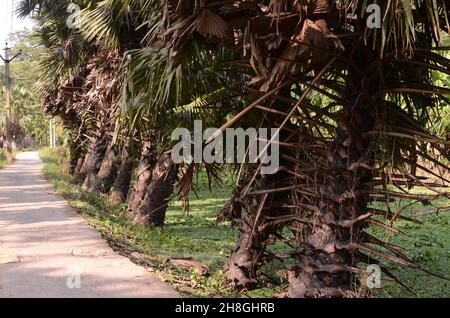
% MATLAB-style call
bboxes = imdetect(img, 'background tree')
[0,30,50,148]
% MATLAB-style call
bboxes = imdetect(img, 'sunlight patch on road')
[0,254,20,264]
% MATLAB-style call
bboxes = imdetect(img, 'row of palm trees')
[19,0,450,297]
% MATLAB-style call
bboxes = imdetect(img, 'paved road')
[0,152,178,298]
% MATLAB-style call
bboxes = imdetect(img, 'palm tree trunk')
[68,151,79,175]
[82,135,108,190]
[224,170,291,290]
[223,176,271,290]
[109,145,135,205]
[67,138,84,175]
[77,137,97,182]
[133,152,177,227]
[94,142,120,194]
[288,49,378,298]
[74,156,85,178]
[224,92,293,290]
[288,104,375,297]
[127,140,156,215]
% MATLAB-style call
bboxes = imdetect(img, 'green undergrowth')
[0,149,6,169]
[369,196,449,298]
[0,149,17,169]
[39,147,449,298]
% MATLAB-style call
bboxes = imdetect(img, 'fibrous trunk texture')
[68,150,79,175]
[133,152,177,227]
[82,135,108,190]
[94,143,120,194]
[288,49,378,298]
[127,141,156,216]
[224,94,294,290]
[67,138,85,175]
[74,156,85,178]
[223,176,277,290]
[77,137,97,183]
[109,145,135,205]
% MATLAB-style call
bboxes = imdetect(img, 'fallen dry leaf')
[170,258,208,275]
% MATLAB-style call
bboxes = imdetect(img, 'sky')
[0,0,35,64]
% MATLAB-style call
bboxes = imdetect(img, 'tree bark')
[224,91,293,290]
[110,146,135,205]
[73,156,85,178]
[67,138,84,175]
[127,140,156,216]
[82,135,108,190]
[223,176,269,290]
[288,48,378,298]
[68,150,79,175]
[133,152,177,227]
[223,171,291,290]
[77,137,97,183]
[94,142,120,194]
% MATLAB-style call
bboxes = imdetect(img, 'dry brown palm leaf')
[308,0,333,15]
[61,35,75,61]
[170,258,208,275]
[260,18,343,91]
[196,8,230,40]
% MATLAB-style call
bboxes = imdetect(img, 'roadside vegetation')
[0,149,18,169]
[40,147,449,298]
[0,31,51,149]
[0,149,6,169]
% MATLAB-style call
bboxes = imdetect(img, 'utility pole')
[49,117,57,148]
[49,118,53,148]
[53,117,57,148]
[0,42,21,164]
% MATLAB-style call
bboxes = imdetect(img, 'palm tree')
[19,0,450,297]
[152,0,450,296]
[19,0,234,227]
[18,0,138,197]
[78,0,182,224]
[18,0,98,175]
[82,0,241,225]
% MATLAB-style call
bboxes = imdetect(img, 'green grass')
[369,197,450,298]
[38,147,449,298]
[0,149,17,169]
[0,149,6,169]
